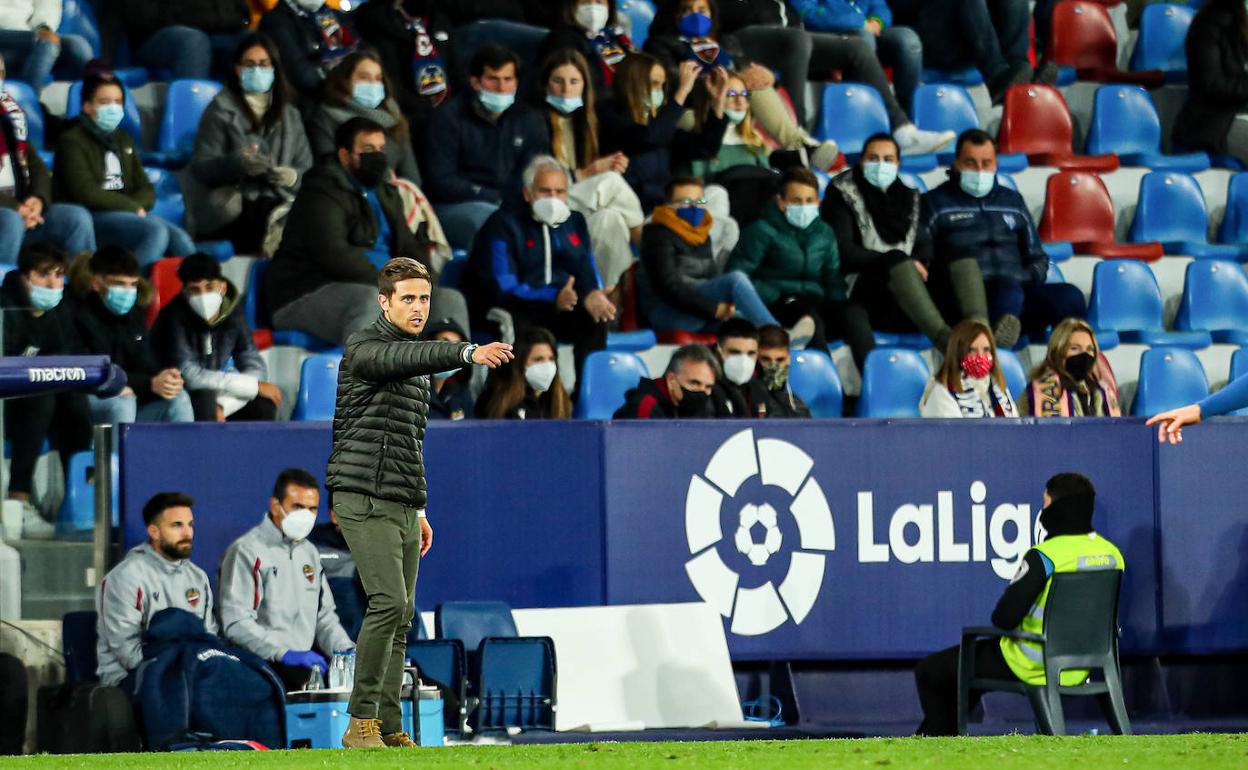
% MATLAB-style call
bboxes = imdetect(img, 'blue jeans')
[434,201,500,250]
[135,26,211,80]
[92,211,196,267]
[648,271,780,332]
[0,29,90,86]
[0,203,96,264]
[857,26,923,120]
[87,391,194,425]
[985,277,1086,339]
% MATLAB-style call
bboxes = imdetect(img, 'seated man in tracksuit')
[96,492,218,694]
[465,154,614,381]
[912,472,1125,736]
[218,468,355,692]
[922,129,1085,349]
[615,343,719,419]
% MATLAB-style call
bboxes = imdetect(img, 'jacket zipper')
[376,434,387,488]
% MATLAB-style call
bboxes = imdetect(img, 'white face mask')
[575,3,610,35]
[723,353,755,386]
[188,291,224,322]
[532,196,571,227]
[279,506,317,541]
[525,360,558,393]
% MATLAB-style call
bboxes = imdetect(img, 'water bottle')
[305,664,323,691]
[329,651,347,690]
[344,650,356,692]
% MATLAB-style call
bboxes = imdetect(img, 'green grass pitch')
[2,735,1246,769]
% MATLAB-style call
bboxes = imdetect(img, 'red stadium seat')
[145,256,183,328]
[658,331,718,345]
[1049,1,1164,87]
[998,84,1120,171]
[1038,172,1162,260]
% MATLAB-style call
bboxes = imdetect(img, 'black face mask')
[354,151,390,188]
[1064,351,1095,382]
[677,388,710,417]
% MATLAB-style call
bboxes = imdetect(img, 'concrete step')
[11,539,94,620]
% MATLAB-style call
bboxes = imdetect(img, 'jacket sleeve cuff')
[224,373,260,400]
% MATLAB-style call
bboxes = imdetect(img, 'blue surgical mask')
[724,108,747,125]
[434,369,458,380]
[862,161,899,191]
[546,93,584,114]
[784,203,819,229]
[678,11,713,38]
[104,286,138,316]
[650,89,665,110]
[478,88,515,114]
[352,81,386,110]
[675,205,707,227]
[29,284,62,311]
[240,66,275,94]
[93,103,124,133]
[959,169,996,198]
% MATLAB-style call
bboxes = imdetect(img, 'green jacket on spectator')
[727,198,847,306]
[53,116,154,213]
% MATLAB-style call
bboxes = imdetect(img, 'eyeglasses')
[726,90,750,99]
[674,197,708,206]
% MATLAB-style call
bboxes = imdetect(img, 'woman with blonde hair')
[1020,318,1121,417]
[920,319,1019,418]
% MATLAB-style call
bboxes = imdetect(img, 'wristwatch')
[462,344,479,364]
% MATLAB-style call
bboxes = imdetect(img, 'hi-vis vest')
[1000,532,1125,686]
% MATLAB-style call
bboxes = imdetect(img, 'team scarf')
[589,28,632,86]
[397,8,448,98]
[945,379,1017,418]
[283,0,356,68]
[0,89,30,192]
[682,35,733,72]
[1026,360,1122,418]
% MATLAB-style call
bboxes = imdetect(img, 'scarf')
[682,35,733,71]
[945,378,1017,418]
[1026,366,1122,417]
[589,28,632,86]
[244,91,272,123]
[0,90,30,194]
[652,204,713,246]
[283,0,356,67]
[850,164,915,245]
[397,7,448,98]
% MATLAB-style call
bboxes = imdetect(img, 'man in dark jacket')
[422,44,547,249]
[116,0,250,79]
[72,246,193,425]
[747,324,811,418]
[712,318,757,417]
[0,242,89,539]
[922,129,1085,348]
[259,0,357,100]
[151,253,279,422]
[615,343,719,419]
[467,155,614,379]
[326,257,511,748]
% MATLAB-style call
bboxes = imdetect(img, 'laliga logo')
[684,429,835,637]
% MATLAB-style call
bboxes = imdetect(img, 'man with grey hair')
[614,344,719,419]
[465,153,614,380]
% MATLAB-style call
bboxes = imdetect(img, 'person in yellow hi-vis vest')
[913,472,1124,736]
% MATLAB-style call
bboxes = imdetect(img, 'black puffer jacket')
[325,316,472,508]
[638,220,721,321]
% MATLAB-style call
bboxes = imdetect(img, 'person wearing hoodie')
[919,319,1018,418]
[615,342,719,418]
[914,472,1124,736]
[96,492,218,691]
[219,468,355,692]
[151,253,280,422]
[258,0,356,100]
[70,246,193,426]
[0,242,89,539]
[352,0,452,123]
[0,1,92,86]
[466,155,614,380]
[53,73,196,267]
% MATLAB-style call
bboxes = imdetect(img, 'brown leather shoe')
[341,717,384,749]
[382,730,418,747]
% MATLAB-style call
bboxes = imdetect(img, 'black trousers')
[914,639,1015,736]
[4,391,91,495]
[188,390,278,423]
[892,0,1031,82]
[768,293,875,372]
[498,298,607,384]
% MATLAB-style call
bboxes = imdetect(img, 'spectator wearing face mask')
[919,319,1018,418]
[352,0,452,122]
[259,0,357,100]
[151,253,281,422]
[219,468,354,692]
[475,326,571,419]
[1021,318,1121,417]
[422,317,476,421]
[712,317,757,417]
[615,343,719,418]
[747,324,811,418]
[537,0,636,100]
[466,155,614,381]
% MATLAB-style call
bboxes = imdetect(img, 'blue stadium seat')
[857,347,930,417]
[57,0,100,56]
[813,167,830,198]
[292,353,342,421]
[996,349,1028,401]
[245,260,337,351]
[1127,172,1243,259]
[1085,85,1210,172]
[156,79,223,166]
[606,329,657,351]
[911,83,1028,172]
[788,348,843,417]
[1087,260,1212,348]
[1132,346,1208,416]
[1228,348,1248,416]
[573,350,648,419]
[1047,263,1066,283]
[4,81,43,148]
[56,451,119,539]
[920,67,984,87]
[1129,4,1193,81]
[62,610,99,684]
[817,83,935,171]
[619,0,656,48]
[66,80,142,144]
[1175,261,1248,345]
[873,332,929,348]
[144,167,234,260]
[1216,172,1248,255]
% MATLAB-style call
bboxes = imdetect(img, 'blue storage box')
[285,688,443,748]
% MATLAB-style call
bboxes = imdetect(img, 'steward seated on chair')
[912,472,1124,736]
[615,343,719,419]
[219,468,354,692]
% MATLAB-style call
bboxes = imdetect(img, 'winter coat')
[149,281,267,398]
[0,268,81,357]
[727,199,846,305]
[638,217,721,320]
[70,290,162,403]
[421,93,547,205]
[118,0,249,45]
[307,98,422,184]
[1173,2,1248,156]
[53,116,154,213]
[325,315,472,509]
[428,374,475,420]
[921,175,1047,285]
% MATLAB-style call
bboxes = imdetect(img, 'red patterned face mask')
[960,353,994,380]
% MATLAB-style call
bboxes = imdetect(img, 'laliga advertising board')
[601,420,1159,660]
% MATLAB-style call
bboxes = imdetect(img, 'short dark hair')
[757,325,790,351]
[82,72,123,104]
[89,246,140,278]
[665,344,718,376]
[379,257,430,296]
[717,318,758,345]
[177,253,222,284]
[272,468,319,501]
[334,115,386,153]
[18,242,67,275]
[143,492,195,526]
[1046,472,1095,504]
[863,132,900,158]
[955,128,996,159]
[470,43,521,78]
[665,175,704,201]
[781,166,819,195]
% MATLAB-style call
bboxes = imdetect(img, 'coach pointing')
[328,257,512,749]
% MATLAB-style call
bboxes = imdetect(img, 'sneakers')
[894,124,956,156]
[382,731,418,748]
[788,315,817,348]
[341,716,384,749]
[19,502,53,540]
[994,314,1022,350]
